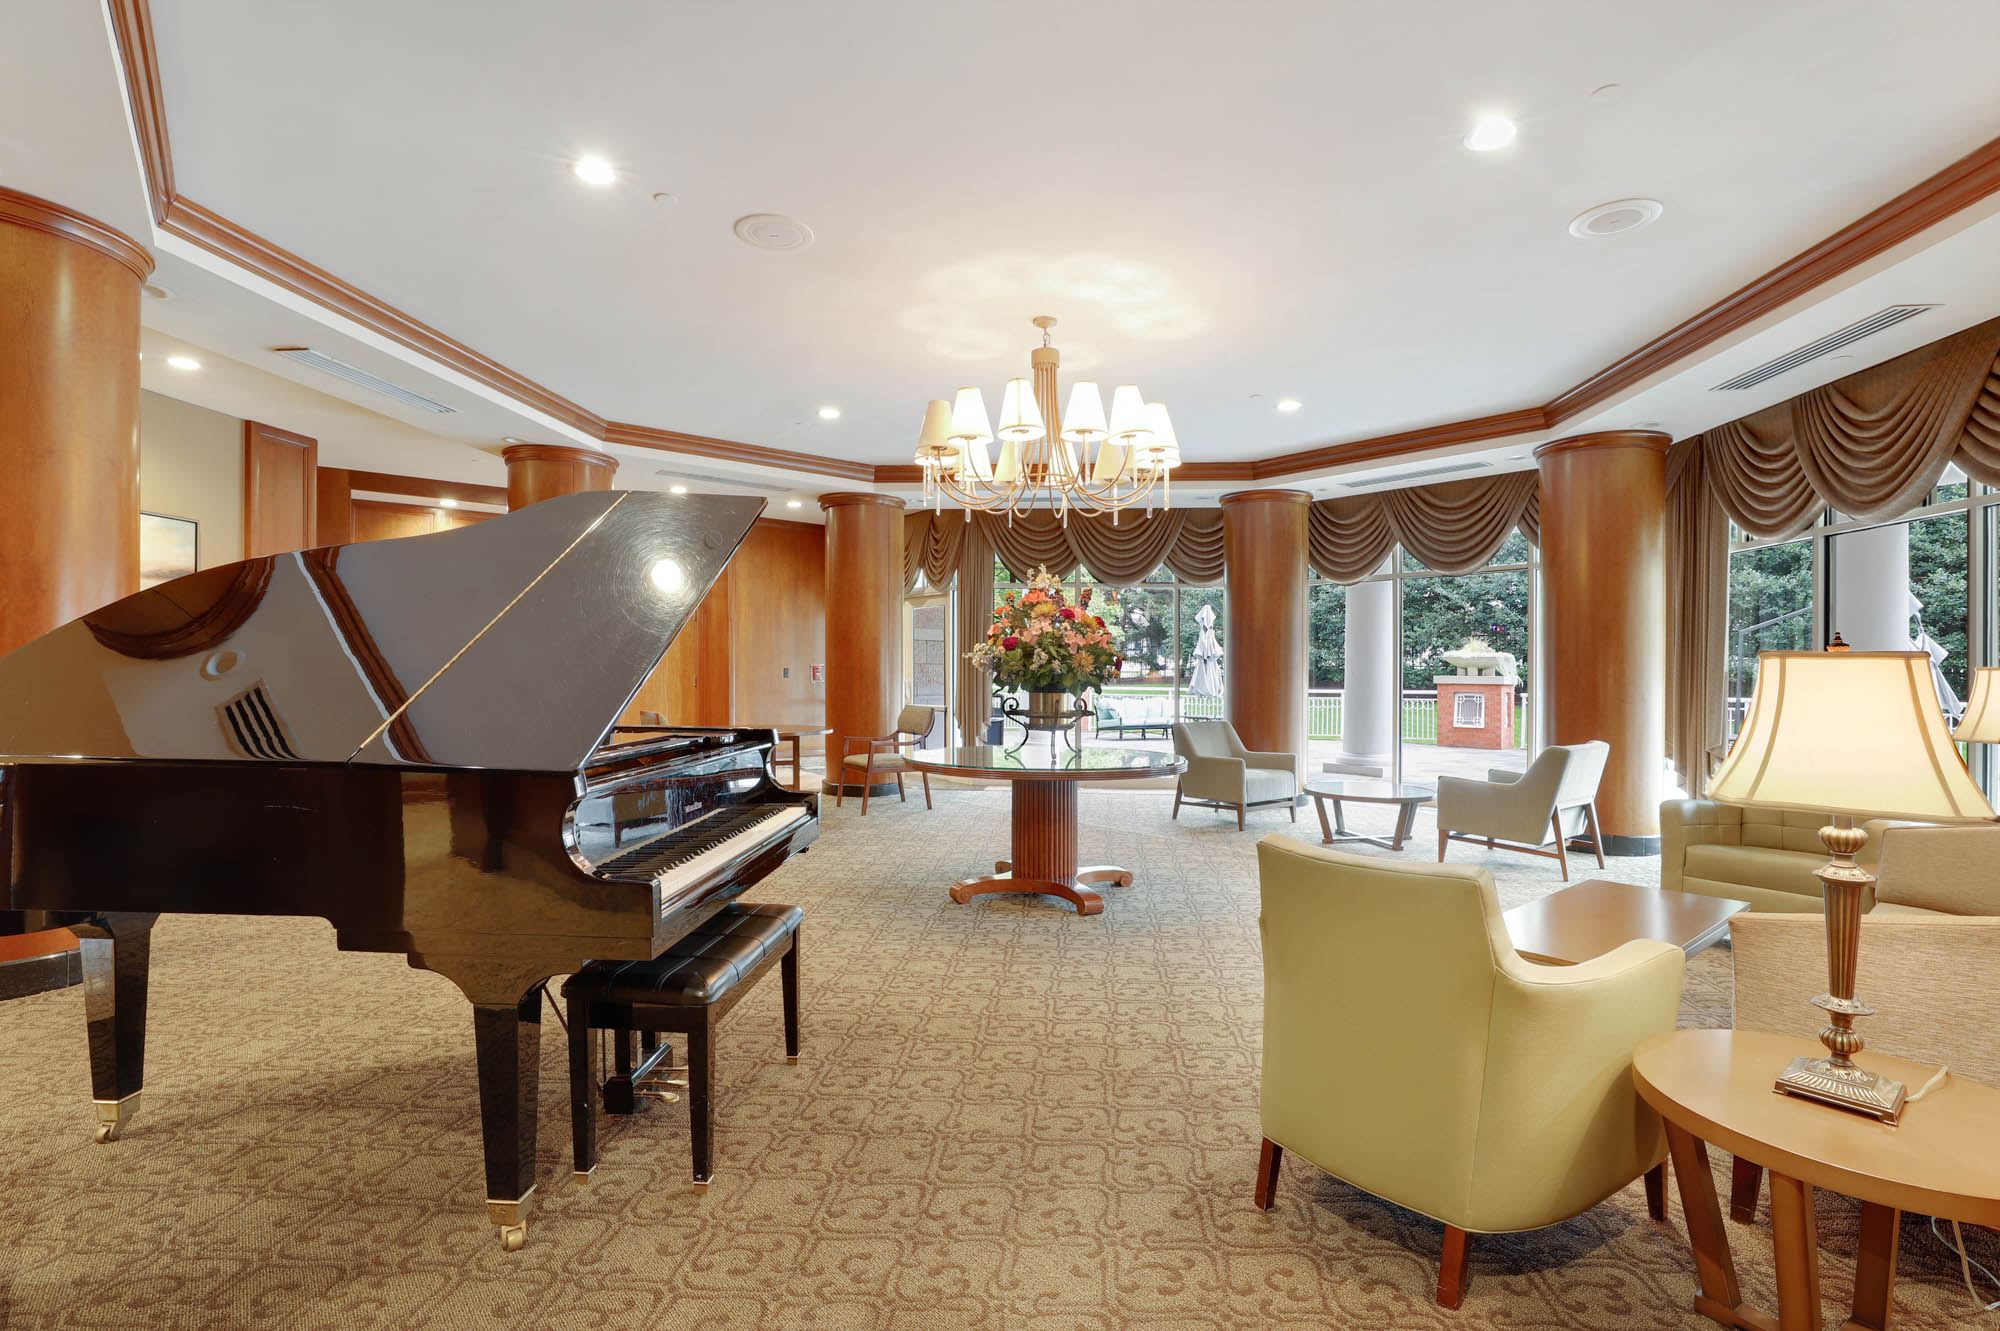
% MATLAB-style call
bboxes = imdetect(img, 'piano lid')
[0,491,765,773]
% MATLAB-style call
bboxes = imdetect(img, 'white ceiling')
[6,0,2000,501]
[139,0,2000,468]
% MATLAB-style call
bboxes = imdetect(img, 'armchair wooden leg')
[1236,804,1245,831]
[1254,1137,1282,1209]
[896,773,907,803]
[921,772,932,809]
[1437,829,1448,862]
[1550,812,1570,880]
[1171,782,1182,819]
[1585,803,1607,868]
[1438,1225,1470,1308]
[1645,1160,1668,1222]
[835,773,845,808]
[1730,1156,1762,1223]
[860,761,872,817]
[1289,799,1297,823]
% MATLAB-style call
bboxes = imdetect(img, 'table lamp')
[1956,667,2000,745]
[1707,647,1995,1124]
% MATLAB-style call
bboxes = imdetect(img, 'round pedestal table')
[906,744,1185,916]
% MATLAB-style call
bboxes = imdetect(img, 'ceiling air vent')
[272,347,457,414]
[1336,460,1490,490]
[1710,305,1937,392]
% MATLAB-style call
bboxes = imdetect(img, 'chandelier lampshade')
[1060,381,1108,444]
[1106,385,1152,445]
[916,316,1177,520]
[996,378,1045,442]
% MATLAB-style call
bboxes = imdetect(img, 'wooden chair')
[835,703,936,816]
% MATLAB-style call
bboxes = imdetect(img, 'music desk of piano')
[0,491,817,1249]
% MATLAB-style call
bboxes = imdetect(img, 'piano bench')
[562,903,802,1191]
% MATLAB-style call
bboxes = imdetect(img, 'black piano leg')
[471,986,542,1251]
[688,1009,714,1192]
[74,913,158,1144]
[567,994,598,1180]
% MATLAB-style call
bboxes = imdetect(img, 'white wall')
[138,391,243,569]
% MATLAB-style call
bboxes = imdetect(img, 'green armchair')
[1170,719,1297,829]
[1255,835,1684,1306]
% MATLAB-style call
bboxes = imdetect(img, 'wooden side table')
[1634,1028,2000,1331]
[1504,880,1748,967]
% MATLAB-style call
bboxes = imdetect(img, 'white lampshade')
[949,386,993,445]
[914,398,957,465]
[1708,650,1995,822]
[995,377,1045,442]
[1955,667,2000,743]
[993,438,1019,483]
[1106,384,1152,445]
[1090,440,1129,483]
[1060,381,1108,444]
[1140,402,1180,470]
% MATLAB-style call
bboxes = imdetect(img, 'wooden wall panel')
[242,421,317,555]
[351,498,444,543]
[315,466,353,546]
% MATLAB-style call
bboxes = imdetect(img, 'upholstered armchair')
[1255,835,1684,1307]
[835,704,935,816]
[1435,740,1608,879]
[1171,720,1297,829]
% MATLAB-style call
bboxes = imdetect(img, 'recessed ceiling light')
[501,436,528,445]
[439,498,459,508]
[1464,114,1517,152]
[572,156,616,186]
[817,406,841,421]
[733,213,815,251]
[1276,398,1303,413]
[786,499,804,509]
[669,484,688,494]
[141,282,173,300]
[1568,198,1664,239]
[166,354,201,371]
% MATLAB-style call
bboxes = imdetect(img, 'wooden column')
[1535,430,1670,854]
[502,442,616,510]
[0,189,151,997]
[820,492,904,794]
[1221,489,1310,781]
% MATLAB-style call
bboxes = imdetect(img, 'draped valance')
[1692,315,2000,538]
[902,508,1225,594]
[1308,471,1540,582]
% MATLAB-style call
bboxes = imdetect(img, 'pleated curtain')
[1307,471,1540,582]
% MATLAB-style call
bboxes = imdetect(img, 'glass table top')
[1302,778,1436,802]
[908,744,1187,781]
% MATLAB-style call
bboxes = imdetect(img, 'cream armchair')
[834,704,935,816]
[1171,719,1298,830]
[1435,740,1608,879]
[1255,835,1685,1307]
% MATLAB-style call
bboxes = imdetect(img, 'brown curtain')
[1664,440,1728,795]
[951,517,996,743]
[1698,315,2000,538]
[903,510,966,593]
[1165,510,1225,584]
[1308,471,1539,582]
[970,508,1222,584]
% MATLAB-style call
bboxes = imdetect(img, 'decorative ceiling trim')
[602,421,874,483]
[0,186,155,281]
[105,0,2000,489]
[1543,134,2000,425]
[340,468,508,507]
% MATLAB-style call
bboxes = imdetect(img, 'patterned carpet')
[0,787,1989,1329]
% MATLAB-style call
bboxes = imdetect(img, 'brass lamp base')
[1775,1055,1907,1124]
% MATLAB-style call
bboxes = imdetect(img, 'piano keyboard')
[595,804,809,901]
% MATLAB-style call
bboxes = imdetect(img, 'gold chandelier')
[914,316,1178,523]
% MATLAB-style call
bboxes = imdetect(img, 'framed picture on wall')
[138,512,199,589]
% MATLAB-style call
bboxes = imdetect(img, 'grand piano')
[0,491,817,1249]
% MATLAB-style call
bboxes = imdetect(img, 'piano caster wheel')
[488,1197,530,1252]
[499,1224,526,1252]
[787,1055,799,1066]
[92,1094,138,1145]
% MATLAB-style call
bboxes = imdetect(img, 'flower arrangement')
[967,566,1123,693]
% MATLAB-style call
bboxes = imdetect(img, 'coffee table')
[1302,778,1434,851]
[1635,1028,2000,1331]
[907,744,1185,916]
[1504,880,1749,966]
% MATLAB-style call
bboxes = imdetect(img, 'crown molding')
[0,186,154,281]
[103,1,2000,492]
